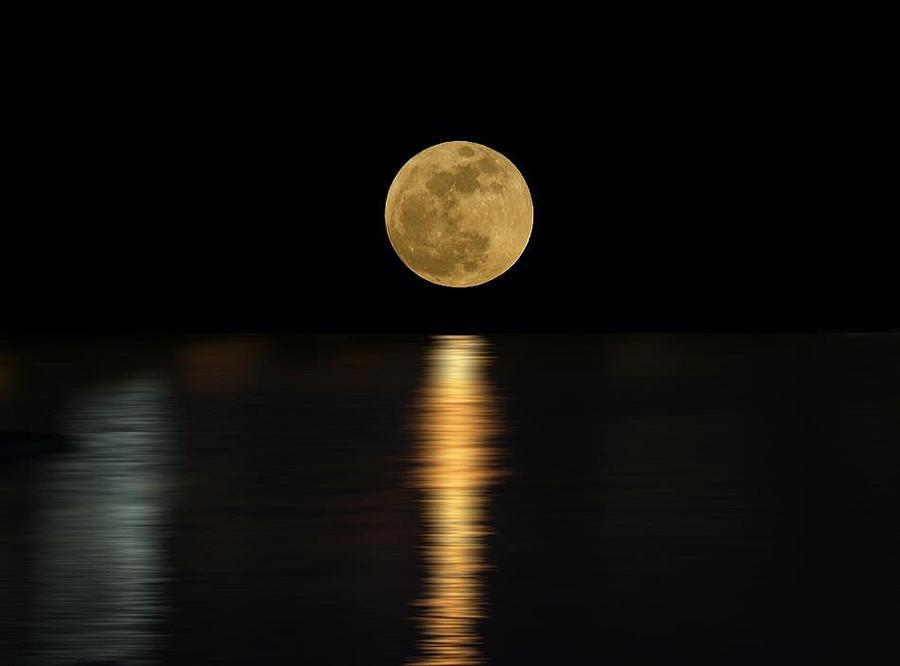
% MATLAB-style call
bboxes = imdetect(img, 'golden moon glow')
[410,336,501,665]
[385,141,533,287]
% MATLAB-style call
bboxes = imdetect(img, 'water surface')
[1,334,898,664]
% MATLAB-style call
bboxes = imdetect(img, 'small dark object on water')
[0,431,68,462]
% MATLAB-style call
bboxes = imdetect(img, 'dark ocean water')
[1,334,898,665]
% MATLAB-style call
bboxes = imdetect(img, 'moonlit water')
[409,337,501,665]
[32,377,172,664]
[1,334,898,664]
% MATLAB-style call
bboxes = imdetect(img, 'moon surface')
[385,141,533,287]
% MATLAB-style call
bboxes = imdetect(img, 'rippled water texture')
[410,337,501,665]
[1,335,898,664]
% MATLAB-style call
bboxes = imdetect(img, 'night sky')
[5,30,892,337]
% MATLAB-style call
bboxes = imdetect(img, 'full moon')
[385,141,533,287]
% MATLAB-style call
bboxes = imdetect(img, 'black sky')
[5,28,892,336]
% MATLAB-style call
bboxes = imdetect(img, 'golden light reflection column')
[410,336,502,666]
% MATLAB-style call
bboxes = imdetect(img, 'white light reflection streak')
[33,376,172,664]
